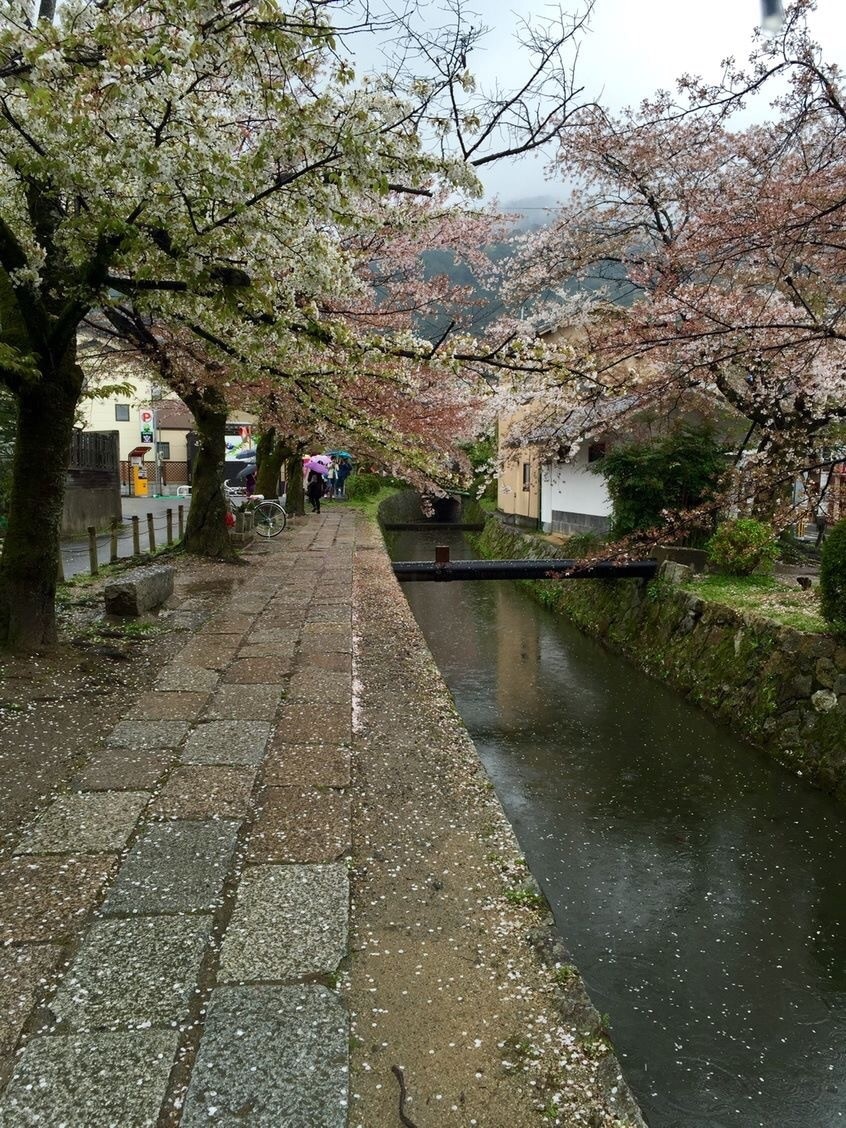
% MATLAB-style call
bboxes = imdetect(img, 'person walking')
[306,469,323,513]
[337,457,351,498]
[327,458,339,498]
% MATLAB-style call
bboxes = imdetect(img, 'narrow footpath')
[0,509,642,1127]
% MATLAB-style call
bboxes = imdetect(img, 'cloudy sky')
[457,0,846,201]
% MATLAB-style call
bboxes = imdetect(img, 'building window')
[156,441,171,460]
[115,404,130,421]
[522,462,531,491]
[587,441,607,463]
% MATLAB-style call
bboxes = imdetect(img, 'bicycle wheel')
[252,500,287,537]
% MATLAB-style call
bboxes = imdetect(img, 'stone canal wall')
[476,519,846,800]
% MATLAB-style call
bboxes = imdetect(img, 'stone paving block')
[125,691,209,722]
[0,1029,179,1127]
[204,684,284,721]
[181,721,272,766]
[50,915,212,1031]
[263,743,351,788]
[228,596,271,614]
[100,820,240,916]
[300,624,351,653]
[296,651,351,673]
[15,791,149,855]
[286,669,351,706]
[274,701,351,746]
[247,787,350,864]
[246,628,300,647]
[150,766,257,819]
[0,855,117,942]
[107,720,190,751]
[73,748,173,791]
[223,656,293,684]
[176,635,241,670]
[237,639,298,659]
[0,944,62,1057]
[182,985,347,1128]
[155,666,220,693]
[219,864,348,982]
[200,614,254,635]
[307,606,351,624]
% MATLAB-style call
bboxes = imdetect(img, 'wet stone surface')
[0,855,117,942]
[150,765,257,820]
[182,985,347,1128]
[223,657,294,684]
[0,944,63,1058]
[181,721,272,767]
[50,915,213,1031]
[247,787,350,864]
[219,864,348,982]
[286,669,351,706]
[100,820,240,915]
[154,666,220,693]
[0,1029,179,1128]
[275,702,351,746]
[73,748,173,792]
[14,791,149,855]
[204,684,284,722]
[125,692,209,722]
[107,720,190,751]
[262,743,351,788]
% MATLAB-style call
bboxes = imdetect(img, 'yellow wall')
[496,409,541,524]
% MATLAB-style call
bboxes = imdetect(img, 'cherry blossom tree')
[502,0,846,520]
[0,0,596,648]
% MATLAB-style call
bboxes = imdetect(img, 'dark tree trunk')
[0,351,82,649]
[182,385,238,560]
[255,428,286,498]
[285,451,305,515]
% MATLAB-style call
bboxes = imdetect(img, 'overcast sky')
[461,0,846,202]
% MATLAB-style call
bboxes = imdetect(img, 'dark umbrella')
[235,462,257,481]
[234,448,257,461]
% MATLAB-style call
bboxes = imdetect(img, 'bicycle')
[223,483,287,538]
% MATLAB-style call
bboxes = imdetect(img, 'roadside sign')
[140,407,155,444]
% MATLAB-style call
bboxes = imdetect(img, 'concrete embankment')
[476,518,846,800]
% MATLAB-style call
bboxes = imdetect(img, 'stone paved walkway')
[0,510,354,1127]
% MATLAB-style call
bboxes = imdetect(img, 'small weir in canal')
[387,526,846,1128]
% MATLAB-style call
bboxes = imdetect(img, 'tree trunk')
[0,354,81,650]
[182,385,238,560]
[285,451,305,516]
[255,428,286,498]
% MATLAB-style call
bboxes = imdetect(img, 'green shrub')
[595,425,727,540]
[706,518,779,575]
[819,519,846,629]
[344,473,382,500]
[562,531,604,558]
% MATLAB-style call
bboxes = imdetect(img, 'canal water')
[388,528,846,1128]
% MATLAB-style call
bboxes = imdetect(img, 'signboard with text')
[139,407,155,444]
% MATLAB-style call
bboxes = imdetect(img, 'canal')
[388,528,846,1128]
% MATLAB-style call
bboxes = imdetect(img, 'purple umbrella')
[304,459,329,474]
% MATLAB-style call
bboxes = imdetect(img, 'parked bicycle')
[224,483,287,538]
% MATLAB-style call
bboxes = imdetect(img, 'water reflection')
[392,530,846,1128]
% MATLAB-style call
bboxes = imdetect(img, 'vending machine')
[128,445,152,497]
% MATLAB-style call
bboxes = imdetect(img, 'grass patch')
[688,574,828,632]
[343,485,401,523]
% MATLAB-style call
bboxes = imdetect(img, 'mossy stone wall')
[476,520,846,799]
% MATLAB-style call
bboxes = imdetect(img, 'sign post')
[139,407,159,496]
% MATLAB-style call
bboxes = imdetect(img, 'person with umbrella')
[337,456,352,498]
[306,464,325,513]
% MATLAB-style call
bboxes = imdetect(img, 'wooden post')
[109,519,119,563]
[147,513,156,553]
[166,508,173,545]
[435,544,450,564]
[87,526,98,575]
[131,515,141,555]
[57,553,65,583]
[178,504,184,539]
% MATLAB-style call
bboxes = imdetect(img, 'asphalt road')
[61,494,190,579]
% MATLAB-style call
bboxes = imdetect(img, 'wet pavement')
[1,512,354,1126]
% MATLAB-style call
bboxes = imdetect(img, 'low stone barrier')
[475,519,846,800]
[104,564,175,616]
